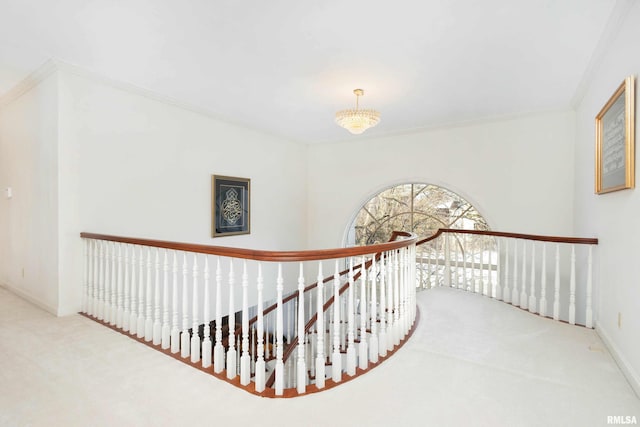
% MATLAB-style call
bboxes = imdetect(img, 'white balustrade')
[77,232,425,396]
[414,230,597,329]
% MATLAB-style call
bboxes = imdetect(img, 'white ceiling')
[0,0,618,143]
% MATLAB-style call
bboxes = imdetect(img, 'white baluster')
[378,253,387,358]
[369,254,379,364]
[419,248,424,289]
[346,259,357,376]
[213,258,224,371]
[315,262,326,389]
[481,239,489,296]
[539,243,547,317]
[116,244,123,328]
[255,264,266,392]
[136,247,145,337]
[227,260,237,379]
[422,247,433,289]
[128,244,137,334]
[503,239,510,303]
[400,247,408,335]
[453,236,459,288]
[274,263,284,395]
[512,240,519,306]
[98,241,105,321]
[111,243,118,324]
[170,252,180,353]
[91,241,98,317]
[296,263,307,394]
[434,245,440,287]
[569,245,576,325]
[190,256,200,363]
[529,242,537,313]
[332,260,342,382]
[486,240,493,297]
[494,239,501,300]
[122,245,130,332]
[202,257,212,368]
[463,235,468,291]
[144,248,153,341]
[586,246,594,328]
[553,244,560,321]
[85,240,93,315]
[520,241,528,310]
[393,250,400,346]
[470,238,477,293]
[387,252,394,352]
[153,249,162,345]
[103,242,111,323]
[82,239,88,313]
[161,251,170,349]
[358,257,368,370]
[105,243,113,323]
[444,234,451,287]
[240,261,250,385]
[180,253,190,358]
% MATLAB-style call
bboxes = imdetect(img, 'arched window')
[347,183,495,288]
[347,183,489,245]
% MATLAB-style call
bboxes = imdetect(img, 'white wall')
[0,71,60,313]
[1,63,308,315]
[306,111,576,249]
[573,1,640,395]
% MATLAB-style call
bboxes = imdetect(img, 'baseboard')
[0,282,58,316]
[596,320,640,399]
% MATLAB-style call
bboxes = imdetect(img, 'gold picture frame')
[212,175,251,237]
[595,76,635,194]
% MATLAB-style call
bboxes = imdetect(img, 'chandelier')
[335,89,381,135]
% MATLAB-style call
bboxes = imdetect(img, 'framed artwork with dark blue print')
[212,175,251,237]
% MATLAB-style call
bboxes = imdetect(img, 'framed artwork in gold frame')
[595,76,635,194]
[212,175,250,237]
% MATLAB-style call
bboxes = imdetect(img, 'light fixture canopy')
[335,89,380,135]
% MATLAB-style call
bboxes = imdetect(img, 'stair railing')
[80,231,418,397]
[416,228,598,327]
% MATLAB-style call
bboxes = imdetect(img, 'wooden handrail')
[80,231,417,262]
[417,228,598,246]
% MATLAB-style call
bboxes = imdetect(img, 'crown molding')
[54,60,303,146]
[0,58,302,146]
[571,0,635,109]
[0,58,59,109]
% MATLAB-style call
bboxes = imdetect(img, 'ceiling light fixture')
[335,89,380,135]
